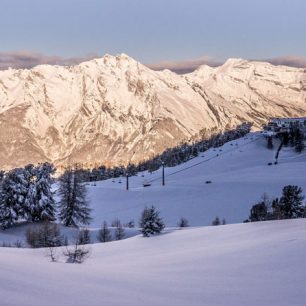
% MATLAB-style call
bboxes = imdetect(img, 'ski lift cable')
[145,136,261,184]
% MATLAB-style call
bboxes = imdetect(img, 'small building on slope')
[262,117,306,137]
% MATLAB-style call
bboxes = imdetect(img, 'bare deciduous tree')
[115,221,125,240]
[97,221,112,242]
[178,217,189,228]
[47,246,57,262]
[63,236,90,264]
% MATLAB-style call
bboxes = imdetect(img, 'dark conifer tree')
[58,168,73,224]
[272,198,282,219]
[249,202,268,221]
[294,129,305,153]
[212,216,221,225]
[0,170,4,183]
[58,168,92,227]
[178,217,189,228]
[278,185,305,219]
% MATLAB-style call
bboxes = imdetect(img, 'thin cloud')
[0,51,99,70]
[1,52,305,73]
[147,56,223,74]
[263,56,306,68]
[148,55,306,74]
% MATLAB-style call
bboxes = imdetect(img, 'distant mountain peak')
[0,53,305,169]
[223,58,246,66]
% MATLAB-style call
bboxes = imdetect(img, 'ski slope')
[88,133,306,227]
[0,132,305,306]
[0,219,306,306]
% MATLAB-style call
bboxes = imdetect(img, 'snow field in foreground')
[0,219,306,306]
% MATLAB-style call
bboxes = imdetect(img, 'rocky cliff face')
[0,54,305,169]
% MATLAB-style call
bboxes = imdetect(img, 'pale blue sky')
[0,0,305,65]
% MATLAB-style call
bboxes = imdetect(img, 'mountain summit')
[0,54,305,169]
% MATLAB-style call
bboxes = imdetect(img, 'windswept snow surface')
[89,133,306,226]
[1,219,306,306]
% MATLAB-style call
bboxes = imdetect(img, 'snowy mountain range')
[0,53,305,169]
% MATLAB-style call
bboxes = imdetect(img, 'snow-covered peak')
[222,57,246,66]
[189,64,216,79]
[0,53,305,170]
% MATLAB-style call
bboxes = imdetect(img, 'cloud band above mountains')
[147,56,223,74]
[148,55,306,73]
[0,51,305,73]
[0,51,98,70]
[264,56,306,69]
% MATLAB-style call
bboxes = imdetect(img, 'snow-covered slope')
[87,133,306,227]
[1,219,306,306]
[0,54,305,169]
[0,132,305,305]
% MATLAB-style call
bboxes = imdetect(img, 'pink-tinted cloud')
[264,55,306,68]
[148,55,306,74]
[0,51,99,70]
[147,56,223,74]
[1,52,305,73]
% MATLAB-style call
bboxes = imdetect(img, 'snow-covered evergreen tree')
[25,163,56,222]
[0,163,56,228]
[0,168,28,229]
[58,168,92,227]
[139,206,165,237]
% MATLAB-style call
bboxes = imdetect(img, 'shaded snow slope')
[0,219,306,306]
[0,54,305,169]
[0,222,139,247]
[88,133,306,226]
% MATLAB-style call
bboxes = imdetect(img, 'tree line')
[77,123,252,181]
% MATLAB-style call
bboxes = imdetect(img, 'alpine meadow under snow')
[1,133,306,305]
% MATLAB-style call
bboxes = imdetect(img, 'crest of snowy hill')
[0,53,305,169]
[1,219,306,306]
